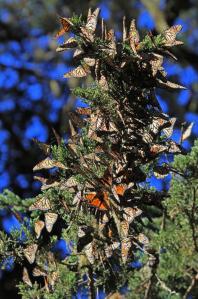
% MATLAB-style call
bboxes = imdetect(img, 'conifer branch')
[1,7,192,298]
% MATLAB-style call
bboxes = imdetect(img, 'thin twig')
[191,187,198,252]
[144,253,159,299]
[156,275,179,296]
[183,274,198,299]
[88,267,95,299]
[185,187,198,252]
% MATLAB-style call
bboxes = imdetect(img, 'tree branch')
[144,252,159,299]
[156,275,179,296]
[88,267,95,299]
[183,274,198,299]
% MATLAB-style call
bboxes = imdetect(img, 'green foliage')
[51,141,74,164]
[18,282,44,299]
[72,85,117,117]
[139,34,165,51]
[70,14,85,31]
[0,189,32,211]
[128,140,198,298]
[78,131,98,155]
[158,141,198,283]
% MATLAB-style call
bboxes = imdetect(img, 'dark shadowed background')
[0,0,198,298]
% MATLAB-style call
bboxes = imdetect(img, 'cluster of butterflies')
[22,251,58,291]
[21,7,193,292]
[55,7,185,91]
[76,204,149,266]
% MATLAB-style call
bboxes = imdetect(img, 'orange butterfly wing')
[56,17,71,38]
[115,185,126,196]
[84,185,126,210]
[56,28,66,38]
[85,192,109,211]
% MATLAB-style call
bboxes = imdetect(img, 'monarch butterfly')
[137,233,149,247]
[106,292,124,299]
[129,19,140,44]
[56,37,78,52]
[149,54,163,76]
[84,185,125,210]
[32,267,47,277]
[98,74,109,91]
[90,111,102,128]
[156,78,185,90]
[153,165,169,179]
[120,220,129,238]
[83,152,101,162]
[64,65,90,78]
[129,19,140,55]
[84,242,95,264]
[168,141,182,154]
[73,48,84,58]
[123,207,142,224]
[100,168,113,187]
[32,138,50,155]
[111,184,126,202]
[78,226,86,238]
[29,197,51,211]
[41,180,60,191]
[80,26,94,42]
[98,213,109,232]
[105,29,116,58]
[149,116,167,134]
[104,241,120,258]
[115,184,126,196]
[76,107,91,116]
[67,111,85,128]
[87,118,104,140]
[33,157,67,171]
[64,176,78,188]
[24,244,38,264]
[55,17,73,38]
[33,175,47,184]
[181,122,194,142]
[164,25,182,46]
[163,117,176,138]
[45,212,58,233]
[84,191,110,211]
[106,28,115,41]
[34,175,58,188]
[34,220,45,239]
[86,8,100,33]
[108,227,113,238]
[84,57,96,67]
[22,267,32,287]
[142,131,153,143]
[150,144,167,156]
[121,238,131,264]
[47,271,59,289]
